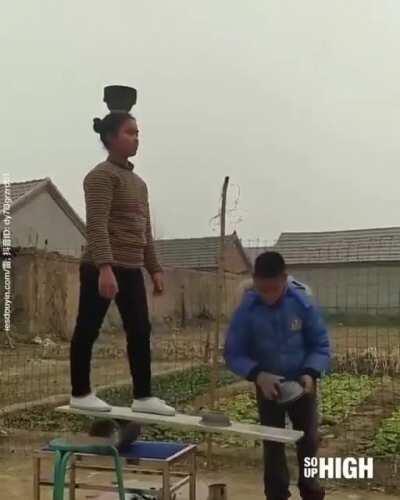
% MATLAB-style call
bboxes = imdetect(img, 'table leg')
[162,464,171,500]
[189,451,197,500]
[33,456,40,500]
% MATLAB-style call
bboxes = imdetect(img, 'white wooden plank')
[56,406,303,444]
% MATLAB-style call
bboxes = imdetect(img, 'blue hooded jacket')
[224,282,331,382]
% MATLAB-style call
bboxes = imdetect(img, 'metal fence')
[0,237,400,492]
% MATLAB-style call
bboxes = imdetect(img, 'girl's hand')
[152,272,164,295]
[98,265,119,300]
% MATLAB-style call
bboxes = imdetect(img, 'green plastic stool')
[48,438,125,500]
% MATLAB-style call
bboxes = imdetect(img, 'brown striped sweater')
[80,156,162,274]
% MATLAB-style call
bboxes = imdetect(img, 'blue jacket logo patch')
[290,318,302,331]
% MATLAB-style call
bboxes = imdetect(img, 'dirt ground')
[0,326,399,499]
[0,453,398,500]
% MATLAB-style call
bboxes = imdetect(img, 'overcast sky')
[3,1,400,243]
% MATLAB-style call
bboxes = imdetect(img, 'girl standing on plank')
[70,87,175,416]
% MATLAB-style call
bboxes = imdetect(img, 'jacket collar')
[247,284,311,310]
[248,288,288,310]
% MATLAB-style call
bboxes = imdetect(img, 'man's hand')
[152,272,164,295]
[256,372,285,400]
[299,374,316,395]
[98,265,119,300]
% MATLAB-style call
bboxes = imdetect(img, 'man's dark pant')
[70,262,152,399]
[257,389,322,500]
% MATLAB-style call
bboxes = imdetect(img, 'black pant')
[257,389,322,500]
[70,262,152,399]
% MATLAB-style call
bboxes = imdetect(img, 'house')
[273,227,400,316]
[0,178,86,258]
[155,232,252,274]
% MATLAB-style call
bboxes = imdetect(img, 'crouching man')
[224,251,331,500]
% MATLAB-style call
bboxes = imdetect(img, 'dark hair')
[254,251,286,278]
[93,112,135,148]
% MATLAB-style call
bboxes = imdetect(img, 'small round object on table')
[88,419,141,451]
[88,418,120,446]
[116,420,142,451]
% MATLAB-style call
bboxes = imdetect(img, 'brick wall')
[9,249,247,340]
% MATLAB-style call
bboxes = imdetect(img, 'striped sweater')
[80,156,162,274]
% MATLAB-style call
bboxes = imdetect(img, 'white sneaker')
[70,393,111,412]
[131,397,175,416]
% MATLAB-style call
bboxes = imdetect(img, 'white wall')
[5,191,86,257]
[290,263,400,316]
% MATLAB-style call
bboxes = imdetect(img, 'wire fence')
[0,237,400,492]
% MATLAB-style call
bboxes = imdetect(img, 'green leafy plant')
[371,408,400,456]
[320,373,374,423]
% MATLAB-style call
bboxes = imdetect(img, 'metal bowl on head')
[277,381,305,406]
[104,85,137,112]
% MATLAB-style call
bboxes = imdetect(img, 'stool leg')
[33,456,40,500]
[111,451,125,500]
[54,452,72,500]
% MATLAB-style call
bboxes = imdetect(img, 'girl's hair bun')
[93,117,103,134]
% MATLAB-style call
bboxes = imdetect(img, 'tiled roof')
[155,233,251,270]
[275,227,400,264]
[1,177,86,237]
[0,178,48,205]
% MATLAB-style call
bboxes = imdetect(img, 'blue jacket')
[224,283,331,381]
